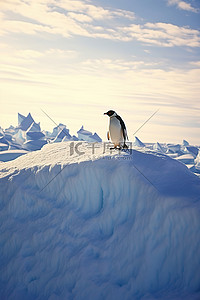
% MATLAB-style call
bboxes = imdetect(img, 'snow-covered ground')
[0,142,200,300]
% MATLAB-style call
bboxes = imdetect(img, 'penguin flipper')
[107,131,110,140]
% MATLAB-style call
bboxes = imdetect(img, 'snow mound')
[0,142,200,300]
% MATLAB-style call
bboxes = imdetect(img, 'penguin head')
[104,110,116,117]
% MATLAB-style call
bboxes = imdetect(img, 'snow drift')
[0,142,200,300]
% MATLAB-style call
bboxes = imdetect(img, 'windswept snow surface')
[0,142,200,300]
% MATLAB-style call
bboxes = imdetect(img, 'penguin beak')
[104,112,107,115]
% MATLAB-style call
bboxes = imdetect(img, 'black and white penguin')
[104,110,128,149]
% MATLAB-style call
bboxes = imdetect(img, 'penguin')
[104,110,128,149]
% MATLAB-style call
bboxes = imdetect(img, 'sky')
[0,0,200,144]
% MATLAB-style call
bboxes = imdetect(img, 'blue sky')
[0,0,200,143]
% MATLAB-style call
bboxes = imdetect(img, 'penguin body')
[104,110,128,148]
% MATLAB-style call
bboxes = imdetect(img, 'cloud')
[167,0,199,13]
[0,0,135,40]
[56,0,135,20]
[67,12,93,23]
[0,46,79,69]
[122,22,200,47]
[0,0,199,48]
[81,59,159,73]
[190,61,200,67]
[0,0,200,47]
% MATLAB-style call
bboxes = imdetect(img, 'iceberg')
[133,136,145,147]
[27,121,41,133]
[185,146,199,158]
[18,113,26,126]
[195,150,200,170]
[19,113,34,131]
[23,139,47,151]
[153,142,165,153]
[52,123,66,137]
[77,126,102,143]
[0,135,9,145]
[13,129,26,145]
[53,128,71,143]
[182,140,189,146]
[26,131,45,141]
[167,144,181,153]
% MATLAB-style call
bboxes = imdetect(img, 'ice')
[0,127,4,136]
[26,131,45,141]
[23,139,47,151]
[0,135,9,145]
[167,144,181,153]
[77,125,92,136]
[0,142,200,300]
[53,128,71,143]
[92,132,102,142]
[0,149,28,162]
[185,146,199,158]
[176,153,195,164]
[4,134,12,142]
[70,135,79,141]
[195,150,200,170]
[153,142,165,153]
[18,113,26,126]
[13,129,26,145]
[77,126,102,142]
[182,140,189,146]
[19,113,34,131]
[27,121,41,132]
[52,124,66,137]
[133,136,145,147]
[0,143,9,151]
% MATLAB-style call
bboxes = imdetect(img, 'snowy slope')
[0,142,200,300]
